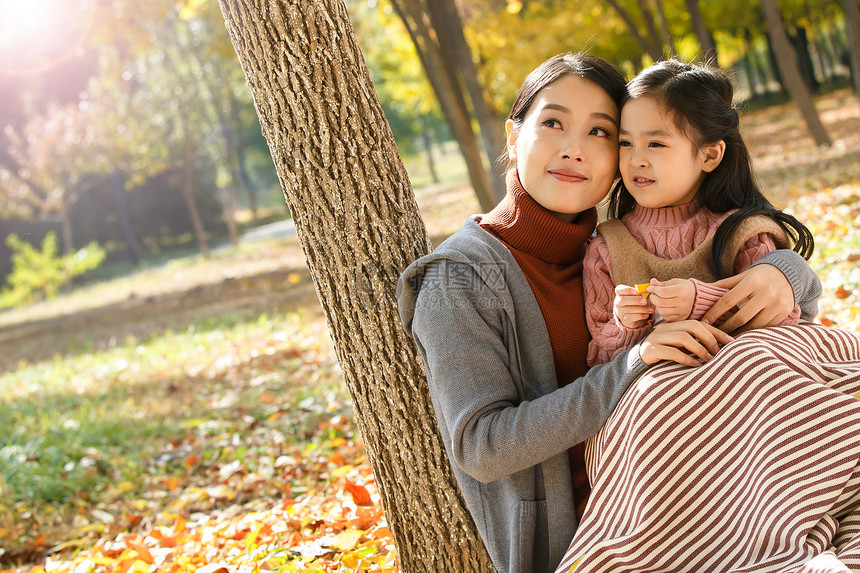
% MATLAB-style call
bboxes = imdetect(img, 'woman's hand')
[702,264,795,334]
[639,320,734,367]
[647,278,696,322]
[614,284,653,328]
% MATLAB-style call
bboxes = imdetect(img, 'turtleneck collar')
[479,170,597,265]
[624,201,706,229]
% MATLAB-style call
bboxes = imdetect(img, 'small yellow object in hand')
[635,283,650,300]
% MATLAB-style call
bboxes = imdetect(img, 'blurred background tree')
[2,0,858,296]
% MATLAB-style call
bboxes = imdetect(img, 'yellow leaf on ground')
[328,529,363,552]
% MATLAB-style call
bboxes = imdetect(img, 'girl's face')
[506,75,620,222]
[619,96,724,209]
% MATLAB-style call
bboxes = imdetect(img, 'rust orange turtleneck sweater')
[479,170,596,516]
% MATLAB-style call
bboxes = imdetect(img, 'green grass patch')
[0,307,350,548]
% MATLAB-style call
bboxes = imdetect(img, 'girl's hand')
[614,283,653,329]
[647,278,696,323]
[639,320,734,367]
[702,265,794,334]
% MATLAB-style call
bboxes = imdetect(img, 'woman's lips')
[548,169,587,183]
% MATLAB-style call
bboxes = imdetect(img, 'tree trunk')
[844,0,860,97]
[605,0,664,61]
[637,0,667,57]
[421,119,440,184]
[182,135,210,257]
[684,0,717,62]
[220,186,240,245]
[218,0,495,571]
[743,29,764,98]
[244,184,259,221]
[653,0,678,57]
[111,170,140,265]
[760,0,831,147]
[389,0,496,211]
[427,0,505,202]
[790,27,820,90]
[59,195,74,256]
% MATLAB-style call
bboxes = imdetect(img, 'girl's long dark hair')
[607,59,813,278]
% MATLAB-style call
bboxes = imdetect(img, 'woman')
[396,53,822,573]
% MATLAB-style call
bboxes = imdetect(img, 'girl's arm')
[584,235,652,366]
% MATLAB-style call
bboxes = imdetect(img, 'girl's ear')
[700,140,726,173]
[505,119,518,162]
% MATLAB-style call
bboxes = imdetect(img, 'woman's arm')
[686,233,801,326]
[410,260,650,483]
[409,260,732,483]
[703,249,821,333]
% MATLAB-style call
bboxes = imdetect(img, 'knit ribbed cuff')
[689,279,728,321]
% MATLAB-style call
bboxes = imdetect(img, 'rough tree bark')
[760,0,832,147]
[218,0,495,570]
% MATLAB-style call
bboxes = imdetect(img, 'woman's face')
[506,75,620,222]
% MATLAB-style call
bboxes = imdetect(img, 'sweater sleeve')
[750,249,821,321]
[688,233,804,325]
[410,260,650,483]
[584,235,652,366]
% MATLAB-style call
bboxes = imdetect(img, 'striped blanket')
[556,324,860,573]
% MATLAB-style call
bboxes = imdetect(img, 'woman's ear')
[505,119,518,162]
[700,140,726,173]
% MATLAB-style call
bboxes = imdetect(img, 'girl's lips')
[548,169,587,183]
[631,176,654,188]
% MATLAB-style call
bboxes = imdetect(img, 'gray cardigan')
[396,217,821,573]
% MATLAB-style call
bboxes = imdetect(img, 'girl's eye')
[619,140,631,147]
[648,141,665,148]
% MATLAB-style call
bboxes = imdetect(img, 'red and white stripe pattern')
[556,324,860,573]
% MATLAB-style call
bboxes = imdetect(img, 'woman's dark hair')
[607,59,813,277]
[501,52,627,170]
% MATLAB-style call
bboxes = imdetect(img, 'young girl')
[584,59,818,367]
[397,53,819,573]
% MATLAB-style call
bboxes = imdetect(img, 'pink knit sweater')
[584,202,801,366]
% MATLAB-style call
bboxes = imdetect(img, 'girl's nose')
[629,149,648,168]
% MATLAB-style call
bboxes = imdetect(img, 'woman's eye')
[590,127,610,137]
[542,119,561,129]
[619,140,631,147]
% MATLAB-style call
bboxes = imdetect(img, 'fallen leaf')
[328,529,363,551]
[344,479,373,506]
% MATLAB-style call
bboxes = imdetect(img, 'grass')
[0,143,473,560]
[0,305,350,554]
[0,89,859,565]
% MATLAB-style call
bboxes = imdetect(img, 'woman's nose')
[561,139,584,162]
